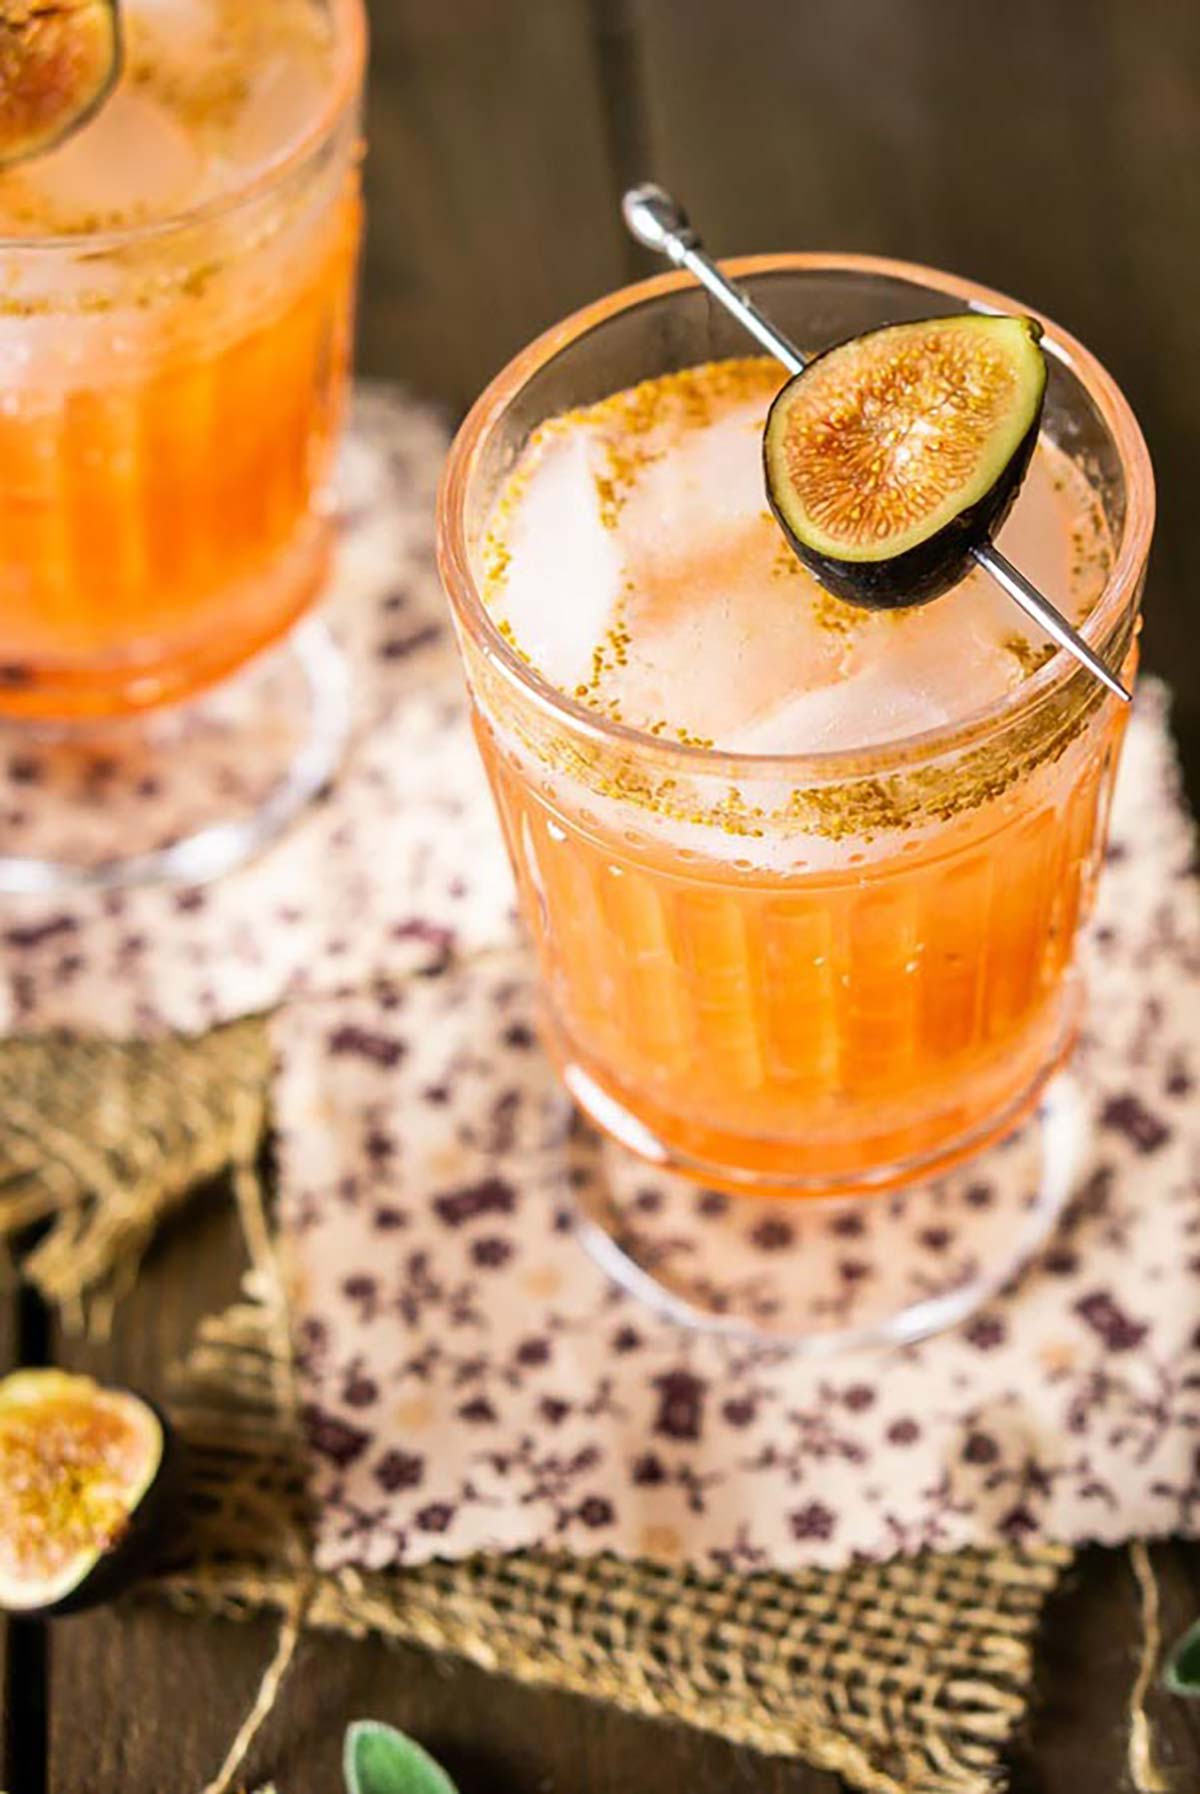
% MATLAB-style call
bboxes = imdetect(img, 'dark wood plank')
[625,0,1165,341]
[46,1580,846,1793]
[1093,0,1200,791]
[239,1630,846,1794]
[357,0,632,413]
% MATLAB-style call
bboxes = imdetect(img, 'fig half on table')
[764,312,1048,609]
[0,1368,172,1616]
[0,0,121,169]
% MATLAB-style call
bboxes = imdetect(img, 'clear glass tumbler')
[438,255,1154,1347]
[0,0,365,891]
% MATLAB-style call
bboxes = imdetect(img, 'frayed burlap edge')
[0,1020,270,1336]
[1,1023,1071,1794]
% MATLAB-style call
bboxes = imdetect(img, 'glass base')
[566,1069,1088,1353]
[0,617,350,894]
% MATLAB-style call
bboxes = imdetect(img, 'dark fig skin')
[763,319,1047,610]
[0,1384,178,1619]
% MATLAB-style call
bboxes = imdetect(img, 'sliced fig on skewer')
[764,313,1048,609]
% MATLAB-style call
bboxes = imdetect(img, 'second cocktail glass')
[0,0,365,890]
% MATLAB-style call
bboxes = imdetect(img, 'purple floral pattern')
[274,691,1200,1571]
[0,388,516,1034]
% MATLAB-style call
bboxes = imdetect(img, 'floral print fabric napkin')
[278,690,1200,1571]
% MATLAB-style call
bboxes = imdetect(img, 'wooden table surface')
[6,0,1200,1787]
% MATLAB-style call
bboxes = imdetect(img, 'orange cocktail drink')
[439,257,1152,1198]
[0,0,364,722]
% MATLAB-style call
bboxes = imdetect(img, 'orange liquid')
[0,194,359,720]
[475,697,1127,1194]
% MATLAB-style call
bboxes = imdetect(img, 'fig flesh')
[0,1368,170,1615]
[0,0,120,169]
[764,313,1047,609]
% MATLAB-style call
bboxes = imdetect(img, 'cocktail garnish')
[763,314,1047,608]
[0,0,120,169]
[621,183,1130,702]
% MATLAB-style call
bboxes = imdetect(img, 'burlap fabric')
[0,1022,1075,1794]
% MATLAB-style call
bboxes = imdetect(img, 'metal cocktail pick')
[622,183,1131,705]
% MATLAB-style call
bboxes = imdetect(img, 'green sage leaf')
[344,1720,460,1794]
[1164,1618,1200,1697]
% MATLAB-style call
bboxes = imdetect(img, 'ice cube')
[487,428,626,694]
[214,40,330,185]
[20,87,203,229]
[128,0,217,64]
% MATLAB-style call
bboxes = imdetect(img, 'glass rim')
[437,251,1156,783]
[0,0,367,256]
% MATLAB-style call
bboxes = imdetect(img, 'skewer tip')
[621,184,696,260]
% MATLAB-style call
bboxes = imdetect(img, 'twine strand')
[198,1575,312,1794]
[196,1121,318,1794]
[1128,1540,1171,1794]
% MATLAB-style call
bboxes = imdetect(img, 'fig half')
[764,313,1047,609]
[0,0,121,169]
[0,1368,171,1615]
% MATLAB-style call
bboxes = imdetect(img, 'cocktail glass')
[438,255,1154,1348]
[0,0,365,891]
